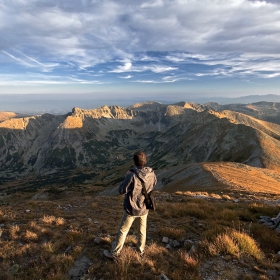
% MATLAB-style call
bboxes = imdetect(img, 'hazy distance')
[1,94,280,115]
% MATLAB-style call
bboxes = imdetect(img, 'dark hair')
[133,151,147,167]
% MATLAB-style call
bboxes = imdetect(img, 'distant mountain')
[203,101,280,124]
[0,94,149,115]
[1,101,280,187]
[1,93,280,115]
[189,94,280,105]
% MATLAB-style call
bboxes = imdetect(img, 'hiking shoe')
[139,251,145,258]
[103,250,119,260]
[103,250,114,259]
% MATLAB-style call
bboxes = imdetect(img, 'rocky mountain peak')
[174,101,204,112]
[129,101,163,111]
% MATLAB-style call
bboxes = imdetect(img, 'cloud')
[0,72,106,86]
[110,61,133,73]
[2,49,59,72]
[2,0,280,57]
[150,65,177,73]
[1,0,280,93]
[109,60,177,73]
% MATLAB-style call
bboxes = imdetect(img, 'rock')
[259,218,271,224]
[64,246,72,254]
[166,244,171,250]
[32,192,48,200]
[184,239,193,247]
[0,224,4,228]
[195,195,208,199]
[159,273,170,280]
[172,240,180,248]
[94,237,101,244]
[68,255,93,280]
[262,222,275,227]
[259,215,272,220]
[162,236,169,243]
[272,213,280,226]
[25,209,31,213]
[189,245,197,255]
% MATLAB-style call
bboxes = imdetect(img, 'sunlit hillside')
[0,112,17,122]
[156,162,280,195]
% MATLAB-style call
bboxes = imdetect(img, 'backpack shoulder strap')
[130,169,149,198]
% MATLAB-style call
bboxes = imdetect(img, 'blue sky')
[1,0,280,101]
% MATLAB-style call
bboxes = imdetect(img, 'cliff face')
[1,101,280,180]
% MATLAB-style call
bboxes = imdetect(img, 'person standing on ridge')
[103,151,157,259]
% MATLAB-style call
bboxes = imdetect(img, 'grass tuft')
[202,229,264,260]
[25,230,38,241]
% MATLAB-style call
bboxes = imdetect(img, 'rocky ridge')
[1,101,280,186]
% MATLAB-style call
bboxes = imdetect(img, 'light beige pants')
[113,211,148,255]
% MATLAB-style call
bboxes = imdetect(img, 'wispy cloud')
[110,60,177,73]
[3,50,59,72]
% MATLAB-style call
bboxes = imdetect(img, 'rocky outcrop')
[259,213,280,232]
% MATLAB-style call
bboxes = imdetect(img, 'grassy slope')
[158,162,280,196]
[1,186,280,280]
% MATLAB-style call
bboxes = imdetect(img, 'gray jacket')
[119,166,157,216]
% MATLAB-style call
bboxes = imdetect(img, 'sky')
[1,0,280,102]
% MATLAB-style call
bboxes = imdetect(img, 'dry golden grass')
[24,230,38,241]
[201,228,264,261]
[178,250,199,272]
[165,162,280,196]
[42,215,57,224]
[0,190,280,279]
[42,241,55,253]
[204,162,280,194]
[231,230,264,260]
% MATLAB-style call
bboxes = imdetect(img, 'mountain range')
[2,93,280,115]
[1,100,280,194]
